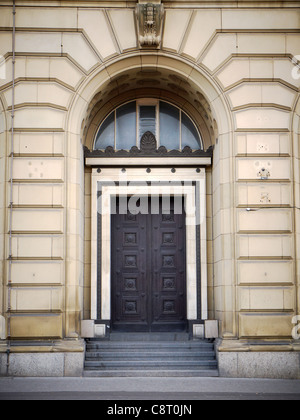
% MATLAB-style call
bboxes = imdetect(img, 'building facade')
[0,0,300,378]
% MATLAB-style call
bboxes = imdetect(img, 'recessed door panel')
[111,197,186,332]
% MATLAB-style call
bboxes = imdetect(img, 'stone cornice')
[0,0,299,7]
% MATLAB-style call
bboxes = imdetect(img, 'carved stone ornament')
[84,131,214,159]
[258,167,270,180]
[136,3,165,48]
[140,131,157,152]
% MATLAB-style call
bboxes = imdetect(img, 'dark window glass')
[94,111,115,150]
[116,102,136,150]
[159,102,180,150]
[181,112,201,150]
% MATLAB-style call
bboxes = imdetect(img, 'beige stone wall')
[0,99,6,339]
[0,0,299,344]
[294,99,300,336]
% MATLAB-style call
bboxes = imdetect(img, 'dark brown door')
[111,197,187,332]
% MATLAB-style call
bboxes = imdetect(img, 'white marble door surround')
[90,167,208,323]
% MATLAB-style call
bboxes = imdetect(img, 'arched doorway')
[86,97,212,333]
[66,53,233,339]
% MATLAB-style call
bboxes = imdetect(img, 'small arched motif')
[140,131,157,152]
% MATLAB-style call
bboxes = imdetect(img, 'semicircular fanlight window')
[94,100,203,151]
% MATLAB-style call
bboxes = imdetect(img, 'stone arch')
[67,53,232,148]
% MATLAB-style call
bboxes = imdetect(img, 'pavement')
[0,376,300,401]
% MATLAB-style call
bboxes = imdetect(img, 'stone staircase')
[84,333,218,377]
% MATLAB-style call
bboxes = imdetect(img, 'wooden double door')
[111,197,187,332]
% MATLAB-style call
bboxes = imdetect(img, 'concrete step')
[84,360,218,370]
[83,369,219,377]
[86,341,214,351]
[85,351,216,360]
[108,333,190,342]
[84,338,218,377]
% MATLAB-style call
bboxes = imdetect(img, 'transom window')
[94,100,203,151]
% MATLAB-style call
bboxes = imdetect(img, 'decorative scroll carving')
[124,301,137,314]
[163,255,175,268]
[136,3,165,48]
[124,233,137,244]
[84,143,214,159]
[163,277,175,290]
[163,233,175,244]
[125,255,137,268]
[124,278,137,291]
